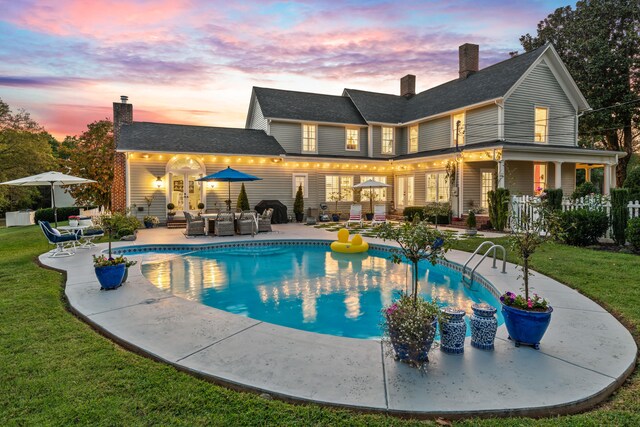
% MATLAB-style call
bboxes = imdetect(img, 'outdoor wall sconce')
[155,176,163,189]
[207,181,216,189]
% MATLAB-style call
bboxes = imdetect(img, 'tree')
[59,120,114,209]
[520,0,640,185]
[236,183,250,211]
[0,98,55,213]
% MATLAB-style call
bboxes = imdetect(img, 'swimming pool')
[129,241,503,339]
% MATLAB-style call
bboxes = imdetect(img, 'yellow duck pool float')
[330,229,369,254]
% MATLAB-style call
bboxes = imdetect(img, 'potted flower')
[167,203,176,220]
[465,210,477,236]
[501,205,553,349]
[377,219,449,367]
[68,215,80,227]
[293,184,304,222]
[92,214,131,290]
[328,191,347,222]
[143,215,159,229]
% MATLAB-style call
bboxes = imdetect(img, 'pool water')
[141,244,503,339]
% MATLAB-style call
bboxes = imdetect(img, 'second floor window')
[452,112,465,146]
[382,127,394,154]
[534,107,548,143]
[346,128,359,151]
[409,125,419,153]
[302,124,317,152]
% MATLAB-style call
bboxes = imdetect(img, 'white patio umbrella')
[1,171,96,227]
[353,179,391,215]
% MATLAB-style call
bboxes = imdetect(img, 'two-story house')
[112,43,623,221]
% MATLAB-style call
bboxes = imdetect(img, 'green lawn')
[1,226,639,425]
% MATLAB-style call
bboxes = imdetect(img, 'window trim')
[301,123,318,154]
[533,162,548,195]
[451,112,465,147]
[408,125,419,153]
[534,106,549,143]
[425,170,450,203]
[381,126,395,155]
[292,173,309,198]
[359,175,387,201]
[345,127,360,151]
[325,175,354,202]
[480,169,495,209]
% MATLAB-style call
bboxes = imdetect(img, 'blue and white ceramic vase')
[470,303,498,350]
[440,307,466,354]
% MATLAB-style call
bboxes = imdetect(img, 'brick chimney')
[111,96,132,212]
[459,43,479,79]
[400,74,416,98]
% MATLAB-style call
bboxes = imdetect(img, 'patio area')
[39,223,637,418]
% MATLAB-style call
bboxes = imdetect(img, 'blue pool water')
[140,243,503,339]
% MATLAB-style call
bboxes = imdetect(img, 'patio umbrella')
[196,166,262,211]
[1,171,96,227]
[353,179,391,215]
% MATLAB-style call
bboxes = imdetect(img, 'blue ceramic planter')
[391,319,437,363]
[440,307,466,354]
[95,264,126,290]
[502,303,553,350]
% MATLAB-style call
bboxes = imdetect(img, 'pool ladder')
[461,241,507,286]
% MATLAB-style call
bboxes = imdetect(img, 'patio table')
[58,225,102,248]
[200,212,257,235]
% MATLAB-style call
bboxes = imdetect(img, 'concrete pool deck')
[39,224,637,418]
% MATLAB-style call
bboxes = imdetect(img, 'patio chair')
[346,204,363,228]
[215,212,235,236]
[371,204,387,226]
[258,208,273,232]
[78,227,104,248]
[39,220,80,257]
[236,211,256,235]
[183,211,205,237]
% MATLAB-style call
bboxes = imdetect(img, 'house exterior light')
[155,176,163,189]
[207,181,216,189]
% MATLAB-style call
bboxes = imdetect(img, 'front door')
[170,173,203,215]
[396,176,414,208]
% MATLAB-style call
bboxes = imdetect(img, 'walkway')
[39,224,637,418]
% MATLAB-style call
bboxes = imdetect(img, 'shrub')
[544,188,563,211]
[623,167,640,202]
[558,209,609,246]
[403,206,425,221]
[572,181,599,200]
[115,227,134,239]
[236,183,250,211]
[167,203,175,211]
[466,211,477,228]
[488,188,510,231]
[109,212,141,236]
[34,207,80,223]
[626,217,640,251]
[423,203,451,225]
[293,185,304,215]
[611,188,630,246]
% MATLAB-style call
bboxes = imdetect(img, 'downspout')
[575,108,590,146]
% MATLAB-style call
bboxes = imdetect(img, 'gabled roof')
[117,122,286,156]
[253,87,367,125]
[342,89,407,124]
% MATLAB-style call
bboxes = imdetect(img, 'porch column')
[585,167,591,182]
[610,165,618,189]
[603,164,611,195]
[554,161,562,190]
[497,160,505,189]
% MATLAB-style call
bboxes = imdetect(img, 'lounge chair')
[184,211,205,237]
[258,208,273,232]
[39,220,80,257]
[371,204,387,226]
[215,212,235,236]
[236,211,256,235]
[346,204,363,228]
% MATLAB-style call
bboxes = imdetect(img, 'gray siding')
[270,121,301,153]
[504,60,576,145]
[561,163,576,195]
[462,161,495,212]
[360,128,369,157]
[395,127,407,156]
[466,105,499,145]
[505,161,534,196]
[317,125,367,157]
[372,126,381,156]
[419,117,450,151]
[129,160,168,221]
[247,100,268,131]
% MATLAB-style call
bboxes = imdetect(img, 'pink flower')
[527,299,533,308]
[386,304,398,315]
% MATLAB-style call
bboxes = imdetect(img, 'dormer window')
[409,125,419,153]
[382,127,394,154]
[452,112,465,146]
[534,107,548,143]
[302,124,317,153]
[346,128,359,151]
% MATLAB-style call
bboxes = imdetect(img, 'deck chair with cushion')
[258,208,273,232]
[346,204,363,228]
[236,211,256,235]
[183,211,206,237]
[215,212,235,236]
[39,220,81,257]
[371,204,387,226]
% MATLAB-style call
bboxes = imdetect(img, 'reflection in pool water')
[142,244,502,339]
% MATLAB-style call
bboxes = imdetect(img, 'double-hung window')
[534,107,548,143]
[426,172,450,203]
[381,127,394,154]
[325,176,354,202]
[452,112,465,146]
[409,125,419,153]
[481,171,494,209]
[292,174,308,198]
[359,176,387,201]
[302,124,317,153]
[346,128,359,151]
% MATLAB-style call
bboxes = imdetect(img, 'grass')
[1,226,639,425]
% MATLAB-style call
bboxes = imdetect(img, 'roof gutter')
[401,98,504,126]
[263,117,367,127]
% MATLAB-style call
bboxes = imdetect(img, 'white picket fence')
[510,195,640,239]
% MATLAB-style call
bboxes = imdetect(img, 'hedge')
[34,207,80,223]
[559,209,609,246]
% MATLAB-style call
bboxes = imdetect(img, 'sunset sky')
[0,0,569,140]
